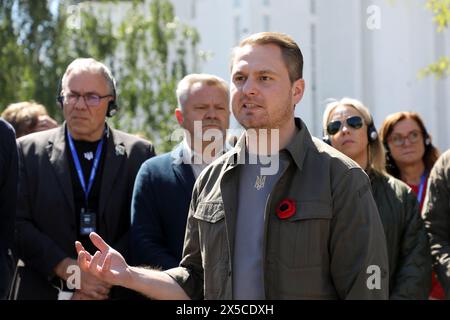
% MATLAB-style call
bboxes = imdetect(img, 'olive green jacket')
[423,149,450,298]
[166,118,389,299]
[370,172,431,299]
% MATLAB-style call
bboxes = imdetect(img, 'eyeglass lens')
[327,116,363,135]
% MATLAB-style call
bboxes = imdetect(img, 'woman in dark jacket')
[322,98,431,299]
[379,112,442,299]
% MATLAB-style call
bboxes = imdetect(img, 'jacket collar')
[98,123,126,218]
[223,117,313,172]
[47,124,74,214]
[284,118,313,171]
[46,122,125,218]
[170,143,196,194]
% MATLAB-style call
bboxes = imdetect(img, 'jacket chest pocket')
[193,202,228,269]
[268,201,332,269]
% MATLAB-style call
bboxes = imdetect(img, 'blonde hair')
[176,73,229,110]
[1,101,49,138]
[323,97,385,173]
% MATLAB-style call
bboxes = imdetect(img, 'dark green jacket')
[166,118,389,299]
[423,149,450,298]
[370,171,431,299]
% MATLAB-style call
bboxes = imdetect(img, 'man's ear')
[175,108,184,125]
[292,79,305,105]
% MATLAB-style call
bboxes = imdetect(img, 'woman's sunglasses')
[327,116,364,135]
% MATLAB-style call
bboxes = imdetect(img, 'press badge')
[80,208,96,235]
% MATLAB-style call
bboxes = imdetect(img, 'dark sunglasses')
[327,116,363,135]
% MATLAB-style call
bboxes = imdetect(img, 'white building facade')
[170,0,450,150]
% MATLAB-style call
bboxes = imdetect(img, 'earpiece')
[323,135,331,146]
[56,80,64,109]
[55,77,118,117]
[106,86,118,117]
[57,95,64,109]
[367,124,378,142]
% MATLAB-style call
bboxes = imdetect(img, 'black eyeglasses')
[326,116,364,135]
[60,93,113,107]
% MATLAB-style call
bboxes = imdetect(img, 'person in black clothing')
[0,118,18,299]
[15,58,155,300]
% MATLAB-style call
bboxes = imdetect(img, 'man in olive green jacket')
[75,32,389,300]
[164,117,389,299]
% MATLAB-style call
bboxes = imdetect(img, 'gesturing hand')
[75,232,131,288]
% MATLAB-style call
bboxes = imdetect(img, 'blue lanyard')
[67,131,105,206]
[417,173,427,205]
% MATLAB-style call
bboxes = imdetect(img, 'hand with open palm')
[75,232,131,288]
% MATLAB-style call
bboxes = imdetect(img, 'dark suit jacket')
[15,123,155,299]
[0,119,18,299]
[130,144,196,270]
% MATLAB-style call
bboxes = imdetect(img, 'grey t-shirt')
[233,151,288,300]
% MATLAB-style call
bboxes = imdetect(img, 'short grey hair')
[61,58,116,95]
[176,73,229,110]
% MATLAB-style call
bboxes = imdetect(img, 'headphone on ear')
[106,86,118,117]
[323,120,378,146]
[56,80,64,109]
[423,130,431,146]
[322,135,331,145]
[56,77,118,118]
[367,122,378,143]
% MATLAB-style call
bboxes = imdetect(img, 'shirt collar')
[225,118,313,171]
[180,136,228,165]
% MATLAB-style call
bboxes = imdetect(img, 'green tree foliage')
[427,0,450,31]
[0,0,61,114]
[111,0,200,151]
[0,0,200,153]
[420,0,450,79]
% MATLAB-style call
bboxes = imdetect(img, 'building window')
[310,23,318,133]
[191,0,196,19]
[234,15,241,43]
[310,0,316,15]
[262,15,270,31]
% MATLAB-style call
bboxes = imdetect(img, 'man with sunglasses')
[14,58,155,300]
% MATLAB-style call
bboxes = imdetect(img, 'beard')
[235,101,294,130]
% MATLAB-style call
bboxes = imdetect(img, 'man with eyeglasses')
[14,58,155,300]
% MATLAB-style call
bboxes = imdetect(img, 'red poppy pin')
[276,198,296,220]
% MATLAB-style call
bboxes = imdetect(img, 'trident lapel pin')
[115,145,125,156]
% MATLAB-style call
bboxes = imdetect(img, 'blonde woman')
[323,97,431,299]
